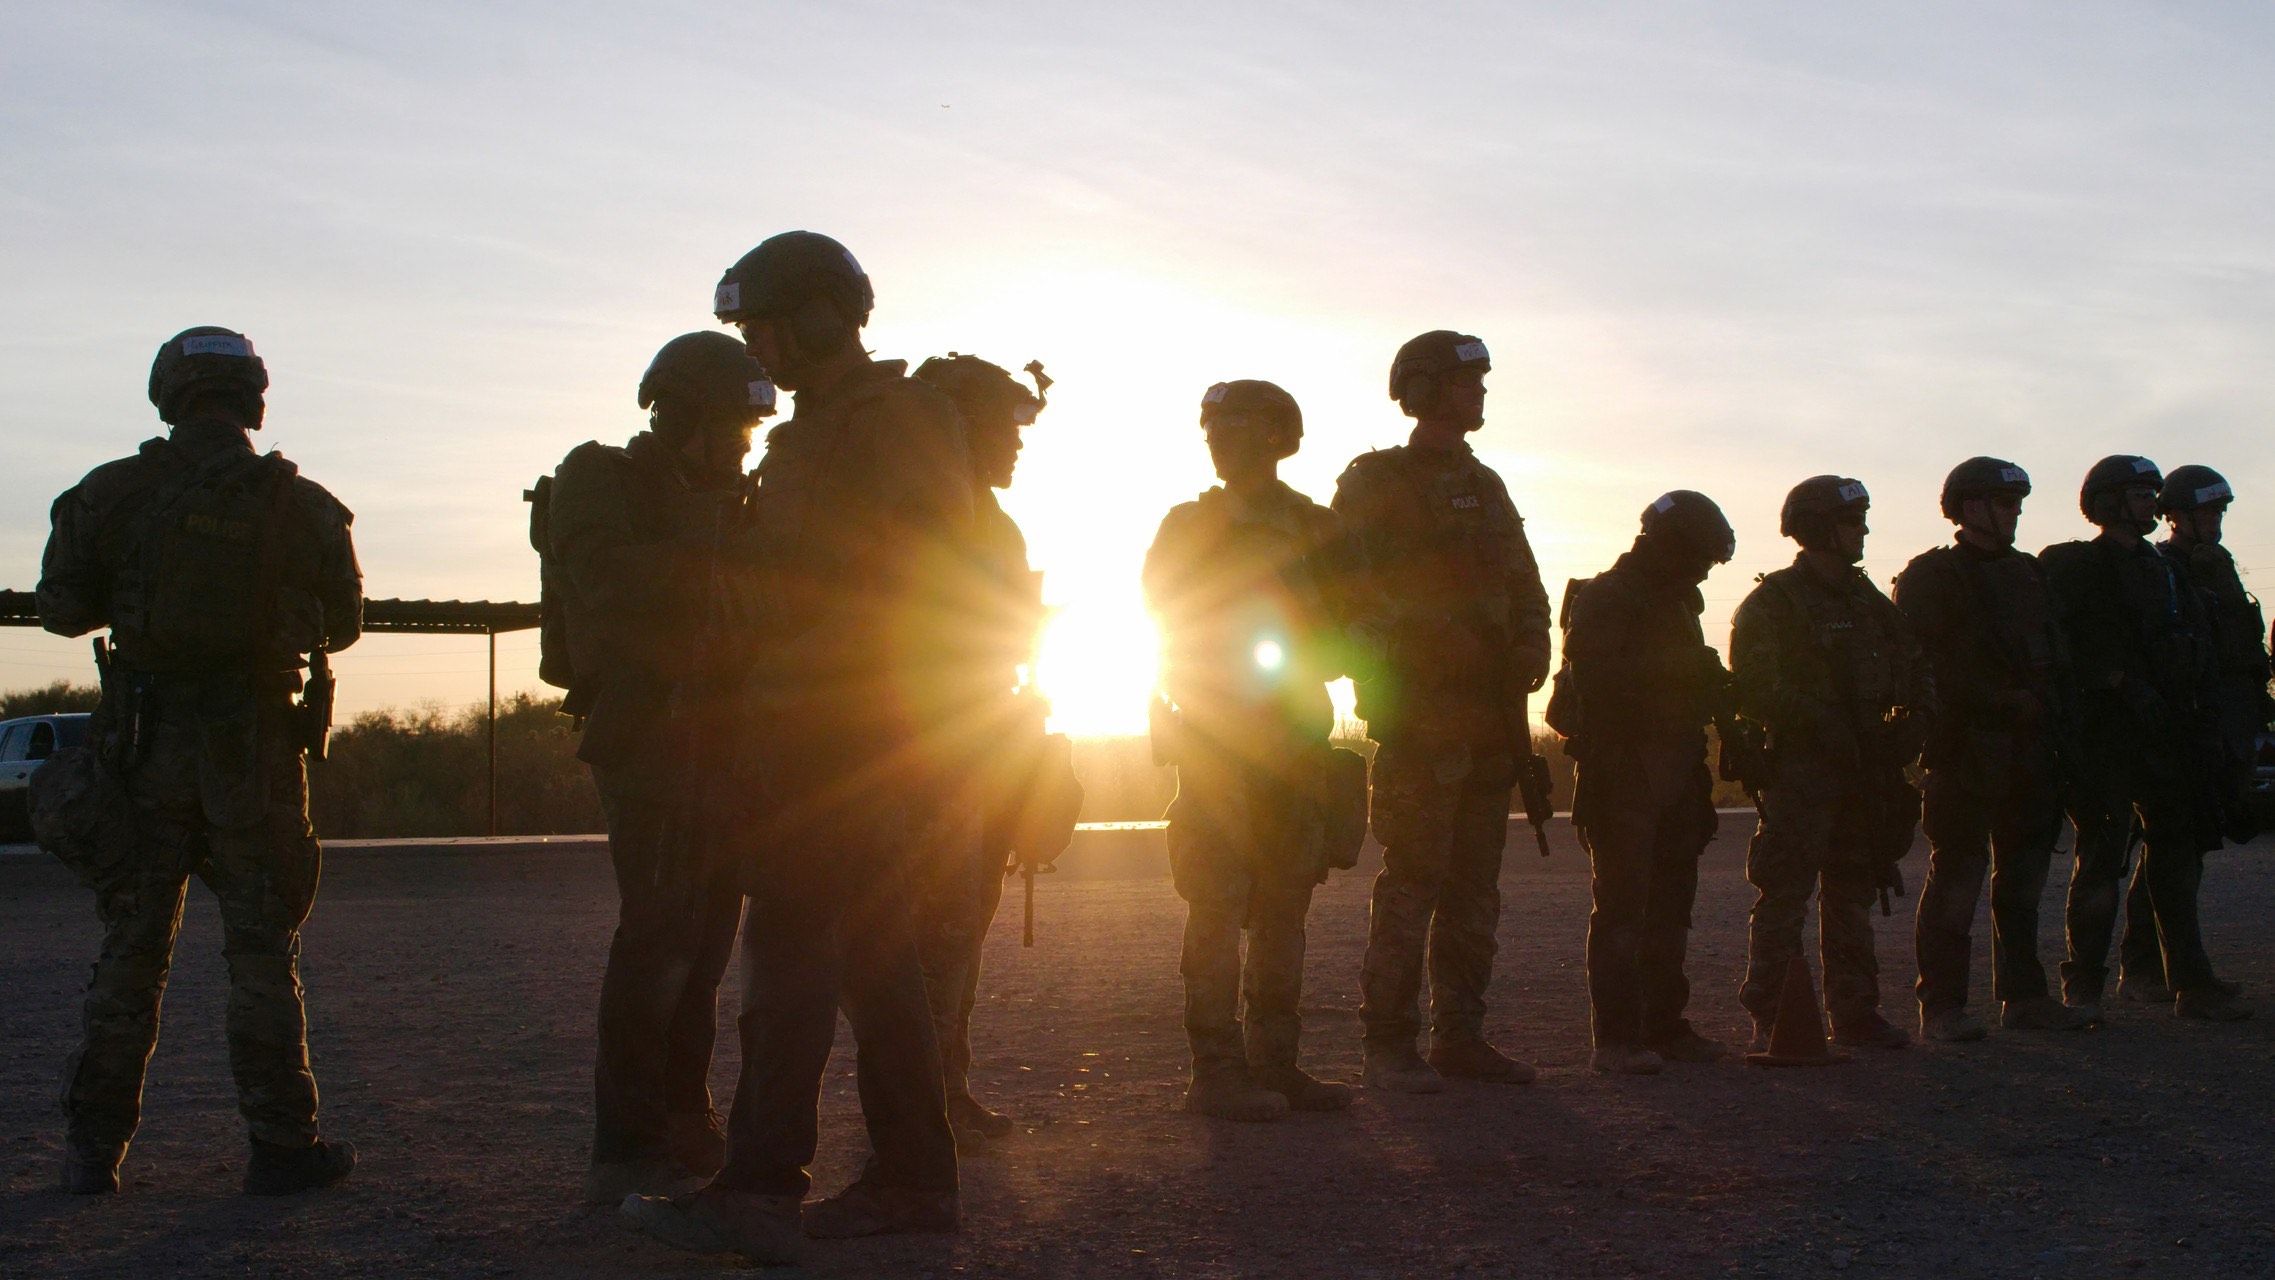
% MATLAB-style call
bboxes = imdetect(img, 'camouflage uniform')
[1333,437,1550,1053]
[1563,552,1722,1050]
[913,484,1043,1108]
[2116,539,2275,988]
[1731,556,1929,1035]
[1894,539,2069,1015]
[547,429,758,1167]
[37,417,362,1157]
[2041,535,2222,1002]
[712,357,967,1200]
[1144,481,1344,1078]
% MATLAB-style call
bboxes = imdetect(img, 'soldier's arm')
[35,485,108,638]
[1501,490,1553,690]
[1727,586,1822,732]
[1327,463,1400,674]
[2038,544,2121,691]
[1300,505,1360,682]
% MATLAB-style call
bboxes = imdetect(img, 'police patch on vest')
[182,512,256,542]
[1450,494,1482,510]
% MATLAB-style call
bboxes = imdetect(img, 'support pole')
[487,627,499,837]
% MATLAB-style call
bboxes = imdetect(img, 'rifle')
[1862,707,1923,916]
[1515,741,1554,858]
[1715,713,1771,817]
[301,648,336,763]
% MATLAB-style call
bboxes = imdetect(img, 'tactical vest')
[1757,565,1909,737]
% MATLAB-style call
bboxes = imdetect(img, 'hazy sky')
[6,3,2274,729]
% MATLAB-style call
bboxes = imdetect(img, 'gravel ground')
[3,822,2272,1279]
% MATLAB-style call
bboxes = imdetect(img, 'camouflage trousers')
[2063,771,2216,1003]
[63,692,323,1154]
[1574,746,1713,1047]
[590,766,743,1164]
[1359,739,1512,1050]
[1912,766,2062,1015]
[1739,764,1884,1031]
[912,806,1009,1101]
[1166,758,1322,1073]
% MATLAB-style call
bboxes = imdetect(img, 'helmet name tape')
[1011,403,1039,425]
[1999,467,2027,484]
[1202,383,1229,404]
[1454,341,1489,363]
[714,282,741,313]
[748,380,776,410]
[180,334,252,357]
[2198,482,2233,505]
[1652,494,1676,514]
[1837,481,1867,503]
[2132,457,2158,474]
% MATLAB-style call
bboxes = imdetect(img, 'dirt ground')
[4,820,2272,1280]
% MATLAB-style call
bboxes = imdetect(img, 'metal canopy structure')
[0,590,541,836]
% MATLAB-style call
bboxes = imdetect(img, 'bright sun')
[1034,595,1160,738]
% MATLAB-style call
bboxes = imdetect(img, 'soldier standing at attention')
[37,327,363,1195]
[2043,457,2250,1021]
[623,233,970,1266]
[545,333,774,1205]
[1335,331,1551,1094]
[907,353,1052,1145]
[1561,492,1739,1074]
[1144,380,1358,1122]
[2114,466,2270,1006]
[1895,459,2096,1040]
[1731,477,1932,1053]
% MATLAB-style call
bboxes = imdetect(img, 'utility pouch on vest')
[30,729,139,891]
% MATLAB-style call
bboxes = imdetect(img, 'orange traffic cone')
[1745,954,1852,1067]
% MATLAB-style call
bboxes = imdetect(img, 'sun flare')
[1034,596,1160,738]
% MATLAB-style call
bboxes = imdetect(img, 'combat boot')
[243,1138,356,1196]
[1428,1038,1537,1084]
[803,1177,960,1238]
[2117,974,2171,1004]
[1253,1064,1355,1112]
[1589,1042,1665,1075]
[1998,997,2097,1032]
[1918,1007,1987,1043]
[1182,1065,1289,1121]
[585,1155,705,1206]
[1646,1021,1728,1064]
[1831,1012,1911,1050]
[666,1109,727,1177]
[60,1139,122,1195]
[2174,987,2255,1022]
[622,1187,806,1265]
[1362,1044,1445,1095]
[948,1093,1015,1145]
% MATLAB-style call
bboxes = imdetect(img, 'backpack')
[523,473,574,694]
[133,448,300,670]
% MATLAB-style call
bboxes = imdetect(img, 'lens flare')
[1253,639,1285,671]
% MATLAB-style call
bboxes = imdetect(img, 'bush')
[0,681,100,720]
[310,693,602,838]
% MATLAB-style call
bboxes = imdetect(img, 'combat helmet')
[1388,330,1489,412]
[913,353,1049,429]
[148,326,268,425]
[637,332,776,427]
[2157,464,2234,514]
[1779,475,1870,547]
[2080,454,2163,526]
[1938,456,2031,522]
[1639,490,1736,564]
[713,231,874,357]
[1200,380,1302,458]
